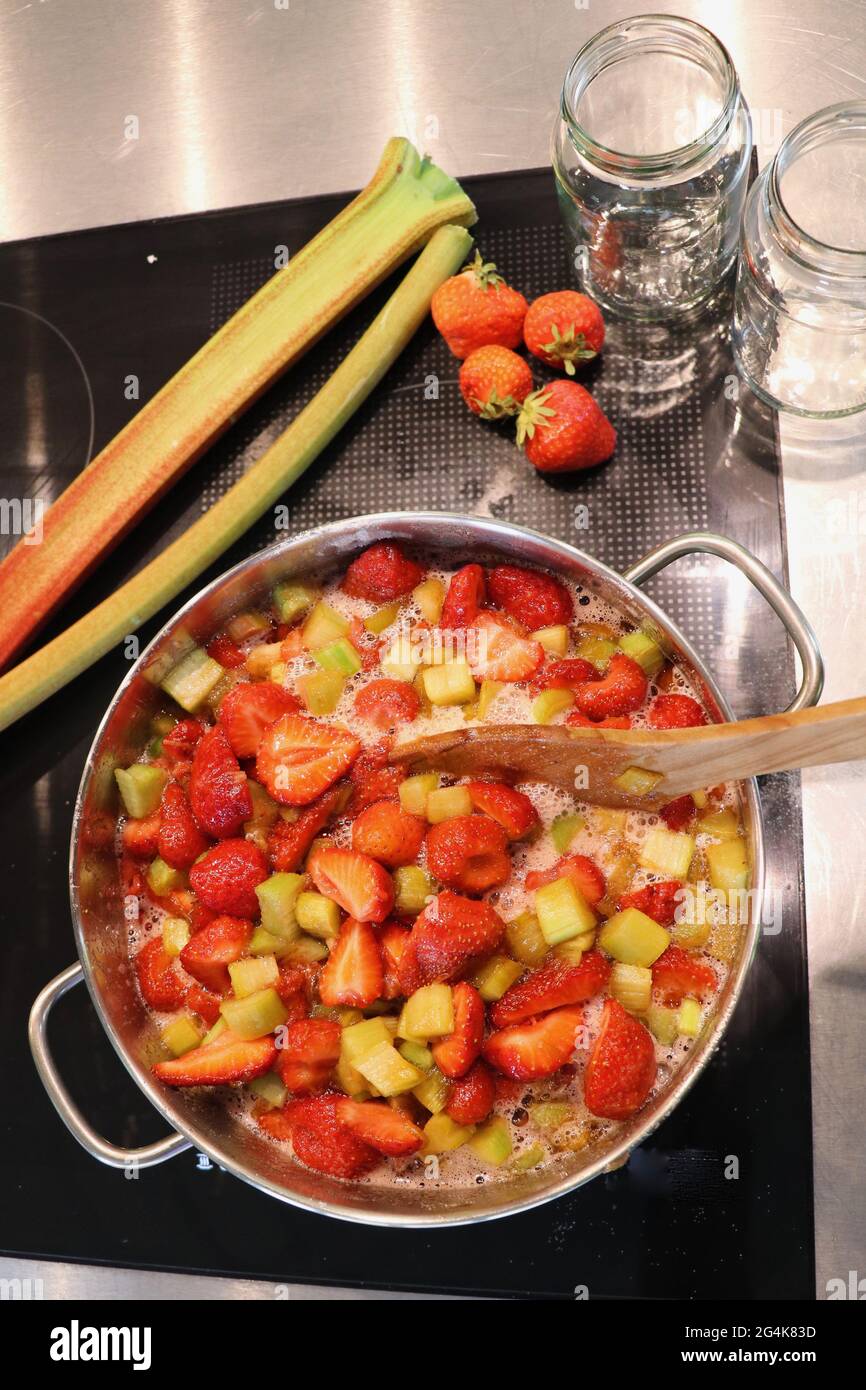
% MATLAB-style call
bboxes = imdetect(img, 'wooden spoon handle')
[394,697,866,809]
[639,695,866,794]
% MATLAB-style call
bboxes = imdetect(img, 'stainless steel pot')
[29,514,823,1227]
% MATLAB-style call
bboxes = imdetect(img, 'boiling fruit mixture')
[116,542,749,1185]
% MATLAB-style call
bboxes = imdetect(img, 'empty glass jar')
[552,15,752,320]
[733,102,866,417]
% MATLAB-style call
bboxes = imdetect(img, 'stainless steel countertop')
[1,0,864,1300]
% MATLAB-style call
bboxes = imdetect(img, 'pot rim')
[67,512,766,1227]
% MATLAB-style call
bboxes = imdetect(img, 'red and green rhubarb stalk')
[0,140,476,668]
[0,223,474,732]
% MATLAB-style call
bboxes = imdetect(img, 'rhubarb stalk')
[0,224,474,732]
[0,140,476,668]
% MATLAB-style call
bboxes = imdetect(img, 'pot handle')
[29,963,191,1169]
[623,532,823,713]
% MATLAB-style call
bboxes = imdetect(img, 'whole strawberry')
[431,252,528,359]
[523,290,605,374]
[458,345,533,419]
[517,380,616,472]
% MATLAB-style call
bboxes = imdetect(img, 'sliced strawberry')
[256,714,361,807]
[647,694,707,729]
[161,718,204,763]
[318,917,384,1007]
[261,1094,379,1177]
[425,814,511,894]
[440,564,486,629]
[431,981,485,1079]
[189,726,252,837]
[468,611,544,683]
[652,945,717,1005]
[487,564,573,628]
[445,1060,495,1126]
[188,838,268,918]
[180,915,252,993]
[376,920,411,999]
[566,710,632,729]
[266,783,345,873]
[308,846,394,923]
[659,794,697,831]
[352,799,425,868]
[275,963,309,1009]
[206,634,247,669]
[135,937,188,1012]
[398,892,505,994]
[583,999,657,1119]
[466,781,539,840]
[335,1097,424,1156]
[618,879,685,927]
[524,852,605,906]
[158,782,210,869]
[280,627,305,659]
[122,813,162,859]
[346,741,405,814]
[353,678,420,730]
[154,1030,277,1086]
[483,1005,583,1081]
[186,983,223,1026]
[532,657,597,694]
[573,653,647,720]
[347,616,384,673]
[490,950,611,1028]
[342,542,424,602]
[276,1017,341,1095]
[218,681,301,759]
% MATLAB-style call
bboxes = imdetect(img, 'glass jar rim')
[768,102,866,274]
[561,14,740,178]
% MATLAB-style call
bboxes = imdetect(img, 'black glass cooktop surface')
[0,166,813,1299]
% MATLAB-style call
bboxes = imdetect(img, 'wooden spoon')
[393,696,866,809]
